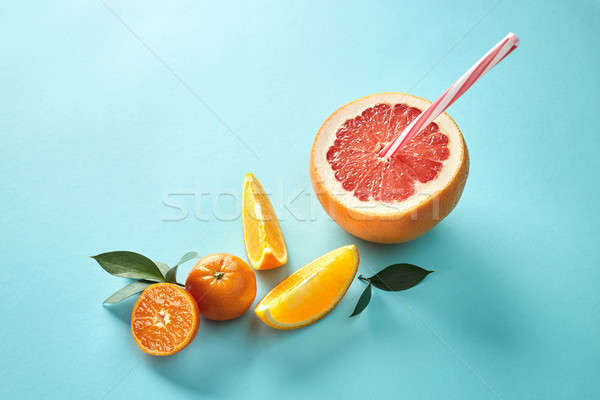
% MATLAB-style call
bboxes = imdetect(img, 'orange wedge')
[255,244,359,329]
[242,173,288,270]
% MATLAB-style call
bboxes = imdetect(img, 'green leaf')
[103,281,152,304]
[165,251,198,283]
[177,251,198,266]
[165,266,178,283]
[366,264,433,291]
[350,283,372,317]
[91,251,166,282]
[155,262,170,278]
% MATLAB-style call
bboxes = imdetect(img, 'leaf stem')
[358,275,370,283]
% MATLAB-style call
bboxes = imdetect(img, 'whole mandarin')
[185,253,257,321]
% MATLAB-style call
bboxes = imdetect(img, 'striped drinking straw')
[379,32,520,160]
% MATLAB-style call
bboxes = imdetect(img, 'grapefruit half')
[310,93,469,243]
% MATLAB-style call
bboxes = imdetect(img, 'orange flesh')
[242,173,288,269]
[131,283,199,355]
[326,103,450,202]
[255,245,358,328]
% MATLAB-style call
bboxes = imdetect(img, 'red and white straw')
[379,32,520,159]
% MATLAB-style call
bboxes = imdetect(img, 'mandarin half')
[131,283,200,356]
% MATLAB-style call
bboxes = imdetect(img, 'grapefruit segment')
[397,154,443,183]
[379,161,415,202]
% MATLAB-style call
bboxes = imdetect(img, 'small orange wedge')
[255,244,359,329]
[242,173,288,270]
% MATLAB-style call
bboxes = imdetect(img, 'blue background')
[2,1,599,399]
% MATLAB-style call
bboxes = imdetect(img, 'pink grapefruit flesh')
[310,92,468,243]
[326,103,450,203]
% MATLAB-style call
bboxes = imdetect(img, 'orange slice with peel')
[242,173,288,270]
[255,244,359,329]
[131,283,199,356]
